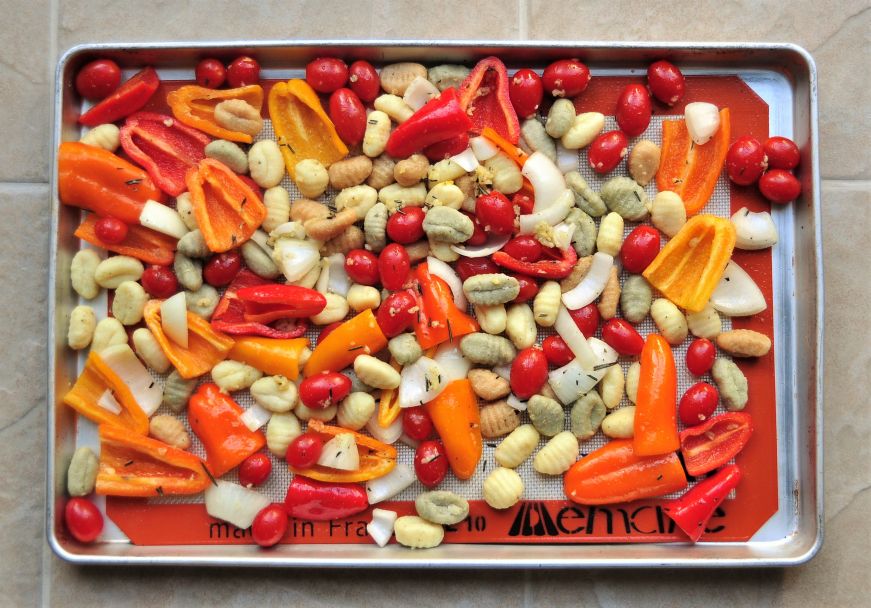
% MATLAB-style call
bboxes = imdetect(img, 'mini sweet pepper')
[284,475,369,521]
[79,66,160,127]
[211,270,309,339]
[424,379,482,480]
[303,309,387,377]
[166,84,264,143]
[458,57,520,144]
[287,419,396,483]
[663,464,743,542]
[74,214,176,266]
[385,88,473,159]
[412,262,478,350]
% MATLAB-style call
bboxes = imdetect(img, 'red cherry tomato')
[588,130,629,174]
[542,59,591,98]
[317,321,343,345]
[376,290,417,337]
[568,303,599,336]
[414,440,448,488]
[764,136,800,170]
[511,273,539,303]
[238,453,272,487]
[647,60,685,106]
[299,372,351,409]
[511,191,534,215]
[461,211,488,246]
[726,136,767,186]
[195,58,226,89]
[348,60,380,103]
[601,319,644,356]
[620,225,661,273]
[455,257,499,282]
[402,407,434,441]
[226,56,260,87]
[386,207,426,244]
[64,498,104,543]
[475,191,516,235]
[378,243,411,291]
[75,59,122,102]
[286,433,324,468]
[502,235,543,262]
[203,250,242,287]
[759,169,801,204]
[423,133,470,162]
[686,338,716,375]
[679,382,720,427]
[305,57,348,93]
[542,335,575,367]
[615,84,652,137]
[252,503,288,548]
[329,88,366,147]
[510,348,549,399]
[93,216,128,244]
[509,68,544,118]
[141,265,179,298]
[344,249,380,285]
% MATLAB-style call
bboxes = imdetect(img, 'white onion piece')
[710,260,768,316]
[684,102,721,145]
[317,433,360,471]
[493,365,511,381]
[365,464,415,504]
[553,306,597,369]
[551,222,576,251]
[139,199,189,239]
[269,221,306,241]
[249,229,271,251]
[561,252,614,310]
[398,356,446,408]
[326,253,350,296]
[426,256,466,309]
[470,136,499,161]
[99,344,163,416]
[433,339,472,384]
[366,413,403,444]
[399,433,420,449]
[315,259,330,295]
[451,233,510,258]
[97,389,122,415]
[547,338,618,404]
[522,151,567,212]
[240,404,272,432]
[519,189,574,234]
[450,147,479,172]
[731,207,779,250]
[160,291,189,349]
[507,394,528,412]
[555,141,578,174]
[403,77,440,111]
[273,237,320,282]
[367,508,399,547]
[205,481,270,529]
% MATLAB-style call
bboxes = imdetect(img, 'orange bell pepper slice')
[657,108,731,215]
[75,214,176,266]
[289,419,397,483]
[633,334,679,456]
[166,84,264,143]
[642,214,736,312]
[424,379,482,480]
[267,79,349,179]
[303,309,387,377]
[564,439,687,505]
[412,263,479,350]
[63,351,149,435]
[481,126,528,167]
[143,299,235,379]
[228,336,308,380]
[376,359,403,428]
[95,424,211,497]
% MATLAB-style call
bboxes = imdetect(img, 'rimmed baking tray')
[48,40,822,567]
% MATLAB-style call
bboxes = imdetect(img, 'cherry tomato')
[93,216,128,244]
[75,59,122,102]
[329,88,366,147]
[251,503,288,548]
[386,207,426,244]
[286,433,324,468]
[569,303,600,337]
[299,372,351,409]
[501,235,543,263]
[226,56,260,87]
[344,249,380,285]
[378,243,411,291]
[510,347,549,399]
[601,319,644,356]
[588,130,628,174]
[305,57,348,93]
[402,407,434,441]
[141,265,179,298]
[203,250,242,287]
[414,440,448,488]
[686,338,716,375]
[348,60,380,103]
[317,321,343,345]
[238,452,272,487]
[376,290,417,337]
[615,84,652,137]
[195,58,226,89]
[764,136,800,170]
[726,136,767,186]
[620,225,661,273]
[542,335,575,367]
[509,68,544,118]
[455,257,499,282]
[542,59,591,98]
[475,191,516,235]
[64,498,104,543]
[423,132,470,162]
[679,382,720,427]
[461,210,488,246]
[647,60,685,106]
[511,273,539,303]
[511,191,534,215]
[759,169,801,204]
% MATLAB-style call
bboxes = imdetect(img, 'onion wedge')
[710,260,767,316]
[451,234,509,258]
[561,252,614,310]
[518,189,573,234]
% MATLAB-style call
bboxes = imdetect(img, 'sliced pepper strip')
[268,80,349,178]
[211,269,308,339]
[143,299,235,379]
[95,424,211,497]
[564,439,688,505]
[481,126,528,167]
[633,333,679,457]
[642,214,736,312]
[424,379,482,480]
[680,412,753,476]
[288,419,397,483]
[228,336,309,381]
[303,309,387,377]
[492,244,577,279]
[385,88,473,159]
[79,67,160,127]
[166,84,264,143]
[458,57,520,144]
[664,464,743,542]
[236,284,327,324]
[376,359,403,428]
[75,214,176,266]
[63,351,149,435]
[412,262,478,350]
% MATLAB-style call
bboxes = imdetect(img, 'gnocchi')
[211,360,263,393]
[687,302,722,339]
[337,392,376,431]
[473,304,508,335]
[250,375,298,412]
[598,364,625,409]
[353,355,401,389]
[494,424,540,468]
[132,327,171,373]
[248,139,285,188]
[393,515,444,549]
[266,412,302,457]
[67,305,96,350]
[479,400,521,438]
[527,395,564,437]
[111,280,148,325]
[483,467,524,510]
[505,303,536,349]
[602,406,636,439]
[596,212,625,257]
[70,249,101,300]
[362,111,391,158]
[651,298,689,345]
[66,446,99,497]
[162,370,198,412]
[533,281,561,327]
[570,391,607,440]
[533,431,579,475]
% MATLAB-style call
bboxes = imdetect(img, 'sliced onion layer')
[561,252,614,310]
[450,148,479,172]
[518,189,573,234]
[710,260,768,316]
[470,136,499,161]
[451,233,509,258]
[427,256,466,309]
[433,339,472,384]
[522,151,567,212]
[398,357,446,408]
[365,464,415,504]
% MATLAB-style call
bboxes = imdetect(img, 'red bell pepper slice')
[663,464,743,542]
[492,244,577,279]
[79,66,161,127]
[680,412,753,476]
[385,88,473,159]
[235,284,327,324]
[458,57,520,144]
[284,475,369,521]
[211,269,308,338]
[411,262,478,350]
[75,214,176,266]
[119,112,211,196]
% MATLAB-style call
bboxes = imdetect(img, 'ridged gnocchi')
[479,400,521,438]
[483,467,524,509]
[211,360,263,393]
[570,391,606,440]
[596,212,625,257]
[363,110,391,157]
[337,392,376,431]
[132,327,171,373]
[527,395,564,437]
[473,304,507,335]
[393,515,444,549]
[250,375,298,412]
[505,303,536,349]
[353,355,401,389]
[598,364,625,409]
[620,275,653,323]
[266,412,302,457]
[651,298,689,345]
[686,303,723,339]
[533,431,579,475]
[533,281,561,327]
[494,424,540,468]
[602,406,636,439]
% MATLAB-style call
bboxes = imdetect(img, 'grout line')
[0,181,51,189]
[523,569,532,606]
[518,0,528,40]
[820,179,871,188]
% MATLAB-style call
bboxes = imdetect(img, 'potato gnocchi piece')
[80,123,120,152]
[266,412,302,458]
[422,206,474,244]
[204,139,248,174]
[250,375,298,413]
[329,155,373,190]
[149,414,191,449]
[600,176,649,221]
[337,392,376,431]
[494,424,540,469]
[394,515,444,549]
[214,99,263,137]
[427,238,459,263]
[404,240,430,263]
[112,280,148,325]
[346,284,381,312]
[380,62,428,95]
[687,302,722,339]
[484,152,523,195]
[177,229,210,258]
[716,329,771,358]
[533,431,579,475]
[427,158,466,184]
[483,467,524,510]
[162,370,198,413]
[570,391,607,440]
[175,192,198,231]
[565,208,597,257]
[94,255,144,289]
[70,249,101,300]
[473,303,507,335]
[363,202,389,253]
[521,119,556,161]
[67,305,96,351]
[66,446,98,497]
[602,406,636,439]
[132,327,171,373]
[479,400,521,438]
[294,401,337,422]
[566,171,607,217]
[310,293,349,325]
[241,239,280,279]
[560,255,593,292]
[711,358,749,411]
[91,317,127,353]
[335,185,378,220]
[425,181,464,210]
[505,303,536,350]
[628,139,661,186]
[374,94,414,123]
[651,298,689,345]
[388,333,423,366]
[598,364,625,409]
[415,491,469,525]
[533,281,561,327]
[174,252,203,291]
[650,191,686,238]
[463,273,520,306]
[620,275,653,323]
[596,212,625,257]
[527,395,564,437]
[459,333,516,366]
[468,368,510,401]
[394,154,430,187]
[354,355,401,389]
[211,360,263,393]
[625,362,641,405]
[248,140,285,188]
[427,64,470,91]
[545,98,575,138]
[363,110,391,158]
[380,183,428,212]
[367,155,397,190]
[185,284,220,319]
[597,266,621,320]
[561,112,605,150]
